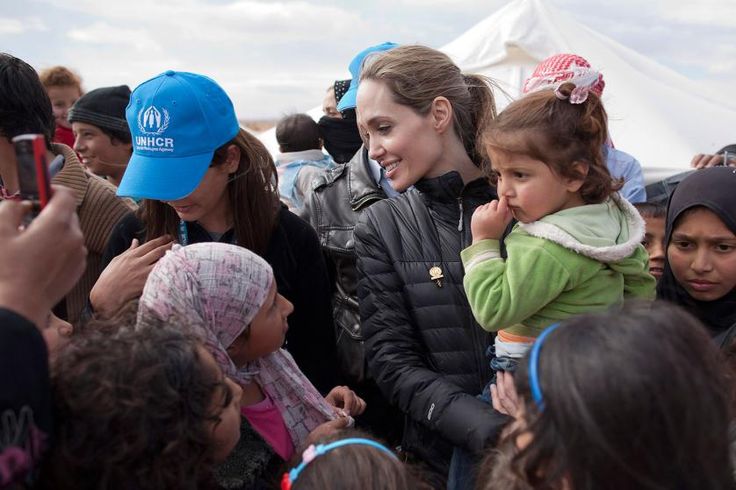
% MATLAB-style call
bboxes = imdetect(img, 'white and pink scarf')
[137,243,338,450]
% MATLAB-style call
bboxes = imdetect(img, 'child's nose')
[229,378,243,404]
[650,240,665,259]
[499,180,514,197]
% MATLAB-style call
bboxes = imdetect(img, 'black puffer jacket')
[355,171,507,478]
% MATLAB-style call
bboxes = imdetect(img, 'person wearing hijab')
[137,243,365,489]
[657,166,736,341]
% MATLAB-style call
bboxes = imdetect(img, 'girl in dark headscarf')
[657,166,736,339]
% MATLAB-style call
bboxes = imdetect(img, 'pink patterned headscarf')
[137,243,337,449]
[522,53,605,97]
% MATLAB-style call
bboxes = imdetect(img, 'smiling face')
[47,85,81,129]
[490,150,585,223]
[356,79,447,192]
[667,207,736,302]
[72,122,132,179]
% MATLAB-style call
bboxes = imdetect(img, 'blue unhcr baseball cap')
[336,42,398,113]
[117,70,240,201]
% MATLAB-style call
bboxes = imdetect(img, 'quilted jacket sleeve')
[355,209,507,454]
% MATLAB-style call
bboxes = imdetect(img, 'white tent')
[260,0,736,182]
[441,0,736,182]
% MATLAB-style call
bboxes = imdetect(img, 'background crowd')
[0,39,735,490]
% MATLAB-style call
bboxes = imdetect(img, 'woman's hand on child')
[324,385,366,416]
[471,195,513,243]
[490,371,521,418]
[306,415,351,445]
[89,235,174,318]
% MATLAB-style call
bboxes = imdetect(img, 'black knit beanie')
[67,85,131,134]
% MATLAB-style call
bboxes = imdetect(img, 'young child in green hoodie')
[461,80,656,377]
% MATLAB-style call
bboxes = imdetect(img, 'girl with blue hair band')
[280,429,429,490]
[482,303,732,490]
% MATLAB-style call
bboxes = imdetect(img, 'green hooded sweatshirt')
[461,195,656,338]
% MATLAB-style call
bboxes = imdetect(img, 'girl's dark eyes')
[716,244,735,252]
[513,172,526,179]
[673,240,693,249]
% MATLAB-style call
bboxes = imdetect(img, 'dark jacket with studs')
[354,171,507,478]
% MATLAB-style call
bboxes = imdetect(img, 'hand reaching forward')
[89,235,174,318]
[324,385,367,416]
[490,370,521,418]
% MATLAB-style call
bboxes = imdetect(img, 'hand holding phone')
[12,134,53,213]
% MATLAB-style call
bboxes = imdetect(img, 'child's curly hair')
[43,324,228,490]
[38,65,82,91]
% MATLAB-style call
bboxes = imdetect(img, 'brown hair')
[478,302,732,490]
[38,65,82,91]
[276,113,321,152]
[633,202,666,220]
[137,128,280,255]
[359,44,497,167]
[289,429,430,490]
[43,324,227,490]
[482,82,621,204]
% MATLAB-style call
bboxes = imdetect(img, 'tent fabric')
[441,0,736,182]
[259,0,736,182]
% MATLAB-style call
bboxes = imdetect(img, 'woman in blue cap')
[89,70,343,397]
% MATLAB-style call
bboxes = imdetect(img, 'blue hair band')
[281,437,398,489]
[528,323,561,411]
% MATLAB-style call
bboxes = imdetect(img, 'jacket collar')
[415,171,493,203]
[347,147,386,210]
[51,143,88,208]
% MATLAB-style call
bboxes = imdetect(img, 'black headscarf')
[657,166,736,336]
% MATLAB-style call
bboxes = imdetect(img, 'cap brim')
[336,86,358,112]
[117,150,213,201]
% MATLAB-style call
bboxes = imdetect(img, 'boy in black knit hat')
[0,53,133,325]
[68,85,132,187]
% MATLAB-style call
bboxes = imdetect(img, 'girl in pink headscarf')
[137,243,365,488]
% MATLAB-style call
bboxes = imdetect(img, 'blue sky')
[2,0,734,119]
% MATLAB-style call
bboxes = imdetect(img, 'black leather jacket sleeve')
[355,211,507,454]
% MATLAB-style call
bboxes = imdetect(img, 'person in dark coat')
[353,45,507,486]
[657,166,736,341]
[0,188,87,488]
